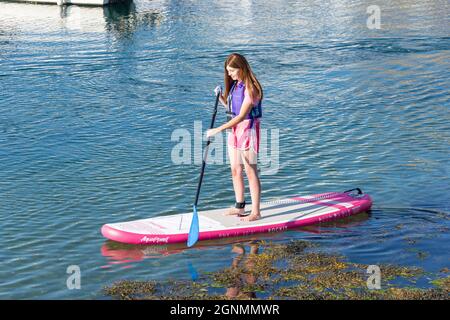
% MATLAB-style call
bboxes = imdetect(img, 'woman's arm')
[215,94,253,132]
[219,94,227,108]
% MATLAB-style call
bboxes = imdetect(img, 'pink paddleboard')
[101,189,372,245]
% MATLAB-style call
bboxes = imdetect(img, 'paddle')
[187,89,221,247]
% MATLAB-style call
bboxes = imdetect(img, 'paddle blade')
[187,205,199,247]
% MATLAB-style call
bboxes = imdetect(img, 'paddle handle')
[193,92,221,207]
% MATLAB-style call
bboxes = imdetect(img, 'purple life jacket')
[227,81,262,128]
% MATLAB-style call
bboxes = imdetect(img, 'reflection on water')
[225,243,259,299]
[103,2,165,38]
[0,1,163,36]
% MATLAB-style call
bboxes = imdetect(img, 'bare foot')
[225,207,245,216]
[240,213,261,222]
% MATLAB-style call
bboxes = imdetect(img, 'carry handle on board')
[344,188,363,195]
[187,90,221,247]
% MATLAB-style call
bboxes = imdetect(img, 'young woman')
[206,53,263,222]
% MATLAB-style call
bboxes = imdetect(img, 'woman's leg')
[241,149,261,221]
[226,145,245,215]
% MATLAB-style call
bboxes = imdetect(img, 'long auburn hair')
[223,53,263,105]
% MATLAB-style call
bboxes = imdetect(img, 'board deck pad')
[101,191,372,245]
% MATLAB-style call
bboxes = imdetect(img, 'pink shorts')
[227,118,261,153]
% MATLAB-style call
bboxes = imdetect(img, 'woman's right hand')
[214,85,222,96]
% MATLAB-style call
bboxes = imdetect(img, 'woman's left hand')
[206,128,221,138]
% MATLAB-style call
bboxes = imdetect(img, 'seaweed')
[104,240,449,300]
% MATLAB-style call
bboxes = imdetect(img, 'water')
[0,0,449,299]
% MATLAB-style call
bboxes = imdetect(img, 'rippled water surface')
[0,0,449,299]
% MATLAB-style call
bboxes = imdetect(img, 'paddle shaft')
[193,92,221,207]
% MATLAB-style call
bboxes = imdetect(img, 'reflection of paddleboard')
[101,189,372,245]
